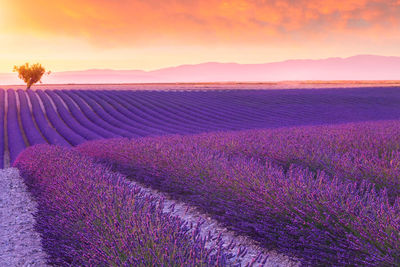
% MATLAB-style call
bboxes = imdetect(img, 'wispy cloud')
[4,0,400,46]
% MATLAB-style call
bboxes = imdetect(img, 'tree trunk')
[27,80,33,90]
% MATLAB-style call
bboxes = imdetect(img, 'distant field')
[2,81,400,90]
[1,86,400,167]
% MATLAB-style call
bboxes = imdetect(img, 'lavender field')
[3,86,400,266]
[74,120,400,265]
[2,86,400,166]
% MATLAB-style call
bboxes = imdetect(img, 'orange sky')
[1,0,399,72]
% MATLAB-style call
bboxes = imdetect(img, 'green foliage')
[13,63,50,89]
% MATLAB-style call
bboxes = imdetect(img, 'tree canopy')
[13,63,50,89]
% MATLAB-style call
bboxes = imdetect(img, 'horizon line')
[2,80,400,87]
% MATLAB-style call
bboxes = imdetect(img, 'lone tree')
[13,63,50,89]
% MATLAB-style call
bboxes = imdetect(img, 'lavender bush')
[188,120,400,202]
[14,144,229,266]
[76,130,400,266]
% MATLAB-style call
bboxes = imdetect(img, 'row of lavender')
[74,120,400,266]
[14,145,232,266]
[186,120,400,202]
[2,86,400,167]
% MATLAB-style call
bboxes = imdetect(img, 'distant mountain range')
[1,55,400,84]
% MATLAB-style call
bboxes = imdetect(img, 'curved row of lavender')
[13,144,232,266]
[2,86,400,167]
[75,120,400,266]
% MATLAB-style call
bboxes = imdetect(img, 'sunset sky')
[1,0,400,72]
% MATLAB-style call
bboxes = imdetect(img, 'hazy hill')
[1,55,399,84]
